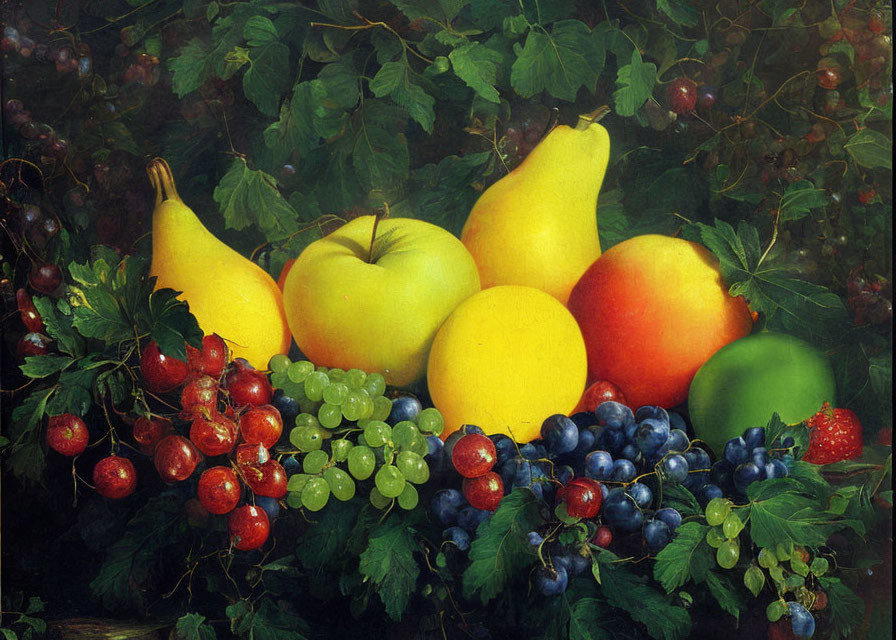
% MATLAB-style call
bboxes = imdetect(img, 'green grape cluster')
[704,497,743,569]
[269,356,444,513]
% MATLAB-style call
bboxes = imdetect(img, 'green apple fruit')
[688,331,836,456]
[282,215,481,388]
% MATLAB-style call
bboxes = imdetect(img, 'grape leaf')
[213,158,301,241]
[462,488,541,604]
[243,39,291,117]
[843,128,892,170]
[778,179,827,221]
[817,576,864,639]
[351,101,410,191]
[358,511,421,621]
[600,559,692,640]
[704,571,746,620]
[46,365,97,416]
[168,38,212,98]
[653,521,713,591]
[613,49,657,117]
[19,355,74,379]
[657,0,698,27]
[226,599,310,640]
[264,81,327,165]
[746,491,843,548]
[148,288,203,361]
[174,613,217,640]
[295,500,363,575]
[390,0,470,22]
[369,60,436,133]
[449,42,503,103]
[31,297,84,357]
[6,386,54,484]
[511,20,602,101]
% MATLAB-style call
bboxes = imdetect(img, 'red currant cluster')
[846,265,892,326]
[2,24,91,75]
[498,106,554,168]
[4,99,70,163]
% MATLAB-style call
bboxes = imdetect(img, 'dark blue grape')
[627,482,653,509]
[256,496,280,522]
[660,454,689,484]
[569,427,596,458]
[569,411,597,430]
[635,405,669,427]
[595,426,625,455]
[636,418,670,456]
[743,426,766,450]
[733,462,765,493]
[566,549,590,576]
[555,464,574,484]
[595,401,635,430]
[781,453,795,471]
[489,433,516,462]
[527,531,544,547]
[519,443,540,460]
[685,447,712,472]
[282,455,301,476]
[666,429,690,453]
[781,436,795,448]
[584,450,614,481]
[499,457,531,487]
[683,470,710,490]
[457,505,491,531]
[535,565,568,596]
[541,414,579,455]
[619,442,643,464]
[443,526,471,551]
[765,459,789,479]
[669,411,687,433]
[724,437,751,465]
[426,435,445,458]
[788,602,816,638]
[643,518,672,554]
[751,447,769,467]
[710,459,735,490]
[654,507,682,531]
[271,388,300,426]
[611,458,638,482]
[624,420,639,442]
[387,395,422,424]
[604,495,644,533]
[695,483,724,506]
[431,488,465,526]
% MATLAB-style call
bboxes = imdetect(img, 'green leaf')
[390,0,470,22]
[601,560,692,640]
[744,565,765,597]
[168,38,212,97]
[844,128,892,170]
[613,49,657,117]
[243,15,278,45]
[566,593,613,640]
[358,511,420,621]
[296,500,363,574]
[213,158,300,241]
[31,297,84,357]
[148,289,203,361]
[102,122,140,156]
[19,355,74,379]
[779,180,827,222]
[817,577,864,639]
[511,20,602,101]
[449,42,503,103]
[352,102,410,191]
[7,386,54,483]
[227,599,310,640]
[69,282,132,343]
[45,365,97,416]
[747,491,841,548]
[462,488,541,604]
[243,39,291,117]
[0,628,16,640]
[705,571,746,620]
[653,522,713,591]
[657,0,698,26]
[369,59,436,133]
[175,613,217,640]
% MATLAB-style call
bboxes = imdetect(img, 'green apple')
[688,331,837,456]
[282,215,481,388]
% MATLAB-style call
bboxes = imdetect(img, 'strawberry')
[802,402,863,464]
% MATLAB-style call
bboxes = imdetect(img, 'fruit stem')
[575,106,610,130]
[146,158,183,208]
[367,201,390,264]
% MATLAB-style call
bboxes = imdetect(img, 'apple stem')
[367,201,390,264]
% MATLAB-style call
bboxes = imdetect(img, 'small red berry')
[225,361,273,408]
[153,434,202,483]
[197,466,242,514]
[666,77,698,114]
[451,433,497,478]
[189,411,238,457]
[858,187,877,204]
[132,415,173,454]
[462,472,504,511]
[180,375,219,419]
[187,334,229,379]
[875,427,891,446]
[558,477,603,519]
[239,405,284,449]
[812,589,828,611]
[229,504,270,550]
[767,619,797,640]
[46,413,90,456]
[141,340,190,393]
[573,380,627,414]
[592,525,613,548]
[16,288,44,333]
[803,402,863,465]
[236,442,270,466]
[93,455,137,499]
[243,459,288,498]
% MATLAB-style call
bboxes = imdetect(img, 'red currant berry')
[28,261,62,295]
[462,472,504,511]
[229,504,270,551]
[17,332,50,358]
[153,434,202,483]
[225,362,273,408]
[187,333,229,378]
[132,415,173,454]
[46,413,89,456]
[592,525,613,548]
[243,459,288,498]
[559,477,603,519]
[180,374,219,418]
[812,589,828,611]
[574,380,627,414]
[16,288,44,333]
[858,187,877,204]
[189,411,238,457]
[236,442,270,467]
[666,77,698,114]
[197,466,241,514]
[141,340,190,393]
[451,433,497,478]
[239,405,283,449]
[93,455,137,499]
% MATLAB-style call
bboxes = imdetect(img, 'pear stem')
[575,106,610,130]
[367,201,390,264]
[146,158,183,206]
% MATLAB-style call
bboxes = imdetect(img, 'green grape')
[324,467,356,501]
[364,373,386,397]
[381,444,395,464]
[371,396,392,421]
[296,412,320,428]
[716,539,740,569]
[774,541,794,562]
[286,491,302,509]
[286,473,311,493]
[396,450,429,485]
[342,392,363,422]
[364,421,392,447]
[356,432,369,447]
[299,396,322,414]
[397,482,419,510]
[331,439,354,462]
[326,368,345,384]
[705,525,726,548]
[290,426,325,451]
[369,486,391,509]
[287,360,315,383]
[345,368,367,389]
[270,370,290,389]
[407,434,429,457]
[323,382,349,406]
[375,464,406,498]
[357,389,374,420]
[347,445,376,480]
[279,380,306,405]
[318,402,343,429]
[305,371,330,402]
[722,512,745,538]
[301,477,331,511]
[758,547,779,569]
[416,408,444,436]
[392,421,420,448]
[303,449,330,474]
[316,365,329,373]
[704,497,733,526]
[269,353,291,373]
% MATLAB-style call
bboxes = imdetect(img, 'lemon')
[427,285,587,443]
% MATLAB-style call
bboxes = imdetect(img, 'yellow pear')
[146,158,291,369]
[461,114,610,305]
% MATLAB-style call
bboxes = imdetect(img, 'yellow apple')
[282,215,481,388]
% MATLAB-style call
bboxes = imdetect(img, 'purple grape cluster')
[708,427,794,503]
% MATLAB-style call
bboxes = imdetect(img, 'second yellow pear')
[461,116,610,305]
